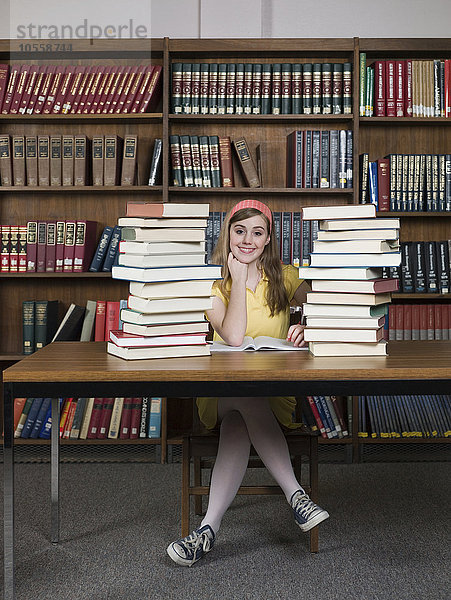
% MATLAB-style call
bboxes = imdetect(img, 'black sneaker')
[290,490,329,532]
[167,525,215,567]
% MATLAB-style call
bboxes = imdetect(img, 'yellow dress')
[197,264,302,429]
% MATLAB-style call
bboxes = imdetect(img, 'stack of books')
[110,202,221,360]
[299,204,401,356]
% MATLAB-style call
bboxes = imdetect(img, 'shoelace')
[293,495,317,519]
[181,531,212,566]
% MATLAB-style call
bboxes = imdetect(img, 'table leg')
[51,397,60,544]
[3,382,15,600]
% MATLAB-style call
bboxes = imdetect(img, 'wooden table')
[3,340,451,599]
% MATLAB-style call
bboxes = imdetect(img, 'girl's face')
[229,214,270,265]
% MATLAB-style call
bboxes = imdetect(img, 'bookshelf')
[1,37,450,460]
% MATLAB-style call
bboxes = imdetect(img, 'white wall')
[1,0,450,40]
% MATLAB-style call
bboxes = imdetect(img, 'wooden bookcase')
[0,37,450,461]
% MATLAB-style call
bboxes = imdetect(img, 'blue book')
[313,396,333,438]
[102,225,122,272]
[21,398,43,438]
[368,161,378,209]
[89,226,113,272]
[39,398,63,439]
[29,398,52,439]
[147,397,162,438]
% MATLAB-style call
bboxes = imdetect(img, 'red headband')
[229,199,272,232]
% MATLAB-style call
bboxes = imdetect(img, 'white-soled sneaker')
[167,525,215,567]
[290,490,329,532]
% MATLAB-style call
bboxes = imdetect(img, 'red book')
[0,64,9,112]
[18,225,27,272]
[119,398,134,439]
[70,67,91,113]
[395,60,405,117]
[62,399,78,439]
[412,304,420,340]
[75,66,97,114]
[73,220,98,272]
[114,66,138,113]
[18,65,39,114]
[84,66,105,114]
[330,395,348,437]
[388,304,395,340]
[434,304,442,340]
[374,60,386,116]
[36,221,47,273]
[52,67,74,114]
[104,301,120,342]
[1,65,20,114]
[26,221,37,272]
[91,66,111,113]
[122,65,146,113]
[377,158,390,211]
[54,220,65,272]
[45,221,56,272]
[97,398,114,439]
[404,59,413,117]
[419,304,428,340]
[59,399,73,438]
[8,226,18,272]
[26,65,47,114]
[1,225,10,272]
[97,66,119,113]
[108,66,131,113]
[87,398,105,439]
[10,65,30,114]
[385,60,396,117]
[43,65,66,113]
[94,300,107,342]
[102,66,125,113]
[427,304,435,340]
[63,220,76,272]
[129,398,143,439]
[403,304,412,340]
[34,65,56,114]
[61,66,85,114]
[442,304,449,340]
[306,396,327,439]
[395,303,404,340]
[137,65,162,113]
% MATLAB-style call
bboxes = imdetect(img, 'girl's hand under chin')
[286,324,306,347]
[227,251,248,283]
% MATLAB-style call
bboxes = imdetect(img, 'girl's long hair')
[211,206,289,316]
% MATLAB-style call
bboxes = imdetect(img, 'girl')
[167,199,329,566]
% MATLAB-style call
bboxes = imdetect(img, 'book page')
[210,336,307,352]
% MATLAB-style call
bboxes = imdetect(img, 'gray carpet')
[1,462,450,600]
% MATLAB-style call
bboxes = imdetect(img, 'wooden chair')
[181,399,320,552]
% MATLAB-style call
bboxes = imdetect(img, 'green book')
[22,300,35,354]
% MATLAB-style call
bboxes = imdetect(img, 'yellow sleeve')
[210,280,227,305]
[282,264,302,301]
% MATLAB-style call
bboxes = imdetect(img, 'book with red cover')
[0,64,9,112]
[307,396,327,439]
[330,395,348,437]
[94,300,106,341]
[61,65,85,114]
[122,65,146,113]
[412,304,420,340]
[55,220,65,272]
[97,66,119,113]
[10,65,30,114]
[395,303,404,340]
[73,220,98,272]
[1,65,19,113]
[377,158,390,211]
[129,398,143,439]
[36,221,47,273]
[419,303,428,340]
[26,221,37,272]
[86,398,104,439]
[45,221,56,272]
[18,65,39,114]
[114,66,138,113]
[110,330,208,347]
[76,66,97,114]
[102,66,124,113]
[130,65,154,113]
[404,304,412,340]
[84,66,105,114]
[26,65,47,114]
[442,304,449,340]
[427,304,434,340]
[97,397,114,439]
[119,398,134,439]
[374,60,386,117]
[52,67,74,114]
[8,226,18,272]
[137,65,162,113]
[63,220,76,272]
[34,65,56,114]
[59,399,73,438]
[108,66,131,113]
[91,66,111,113]
[62,399,78,439]
[104,301,120,342]
[434,304,442,340]
[385,60,396,117]
[18,225,27,272]
[43,65,65,113]
[395,60,405,117]
[69,66,91,113]
[1,225,10,272]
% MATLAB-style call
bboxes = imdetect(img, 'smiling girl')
[167,199,329,567]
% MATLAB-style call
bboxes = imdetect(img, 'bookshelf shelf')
[168,187,354,195]
[13,437,163,445]
[169,114,354,124]
[0,186,162,194]
[0,113,163,123]
[376,212,451,217]
[0,272,113,278]
[392,293,451,300]
[358,437,451,444]
[360,117,451,125]
[0,354,23,362]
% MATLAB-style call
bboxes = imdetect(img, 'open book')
[210,336,307,352]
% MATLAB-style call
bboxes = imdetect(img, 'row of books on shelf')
[0,221,121,273]
[13,396,162,441]
[397,240,450,295]
[359,153,451,212]
[358,395,451,439]
[299,395,350,440]
[286,129,353,189]
[22,297,132,354]
[0,64,162,115]
[359,54,451,118]
[0,134,163,187]
[388,304,451,341]
[171,62,352,115]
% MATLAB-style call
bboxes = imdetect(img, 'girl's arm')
[206,252,249,346]
[287,279,311,347]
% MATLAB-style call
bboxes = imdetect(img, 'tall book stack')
[110,202,221,360]
[299,204,401,356]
